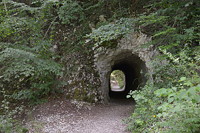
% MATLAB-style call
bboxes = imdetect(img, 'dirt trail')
[26,98,134,133]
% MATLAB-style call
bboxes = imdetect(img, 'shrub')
[126,0,200,132]
[58,0,85,25]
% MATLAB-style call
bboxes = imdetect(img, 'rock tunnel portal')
[109,53,147,99]
[94,32,153,102]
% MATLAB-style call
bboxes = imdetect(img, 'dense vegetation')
[126,0,200,132]
[0,0,199,132]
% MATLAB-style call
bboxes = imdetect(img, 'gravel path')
[26,99,134,133]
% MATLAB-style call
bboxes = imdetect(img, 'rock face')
[94,32,156,102]
[62,32,156,103]
[62,51,101,103]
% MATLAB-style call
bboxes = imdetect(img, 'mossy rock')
[71,88,96,103]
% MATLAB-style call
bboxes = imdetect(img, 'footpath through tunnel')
[94,32,152,102]
[108,53,147,100]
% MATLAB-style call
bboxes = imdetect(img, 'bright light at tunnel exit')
[110,70,126,92]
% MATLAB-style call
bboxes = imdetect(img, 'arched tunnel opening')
[109,54,147,99]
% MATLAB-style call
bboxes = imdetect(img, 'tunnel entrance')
[109,54,147,99]
[94,32,153,102]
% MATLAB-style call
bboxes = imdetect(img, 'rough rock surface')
[61,32,156,103]
[94,32,156,101]
[26,99,134,133]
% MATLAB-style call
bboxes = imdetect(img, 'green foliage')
[0,116,28,133]
[128,74,200,132]
[137,0,199,48]
[0,1,64,131]
[0,47,62,101]
[0,0,137,103]
[154,86,200,133]
[1,0,199,132]
[126,83,160,132]
[126,0,200,132]
[0,88,28,133]
[58,0,85,25]
[0,0,63,103]
[84,1,200,132]
[87,18,135,48]
[128,50,200,132]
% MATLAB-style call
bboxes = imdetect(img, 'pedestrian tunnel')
[109,54,147,99]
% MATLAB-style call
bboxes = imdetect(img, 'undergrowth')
[126,0,200,132]
[0,0,199,132]
[0,0,136,132]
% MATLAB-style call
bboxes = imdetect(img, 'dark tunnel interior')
[109,55,146,99]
